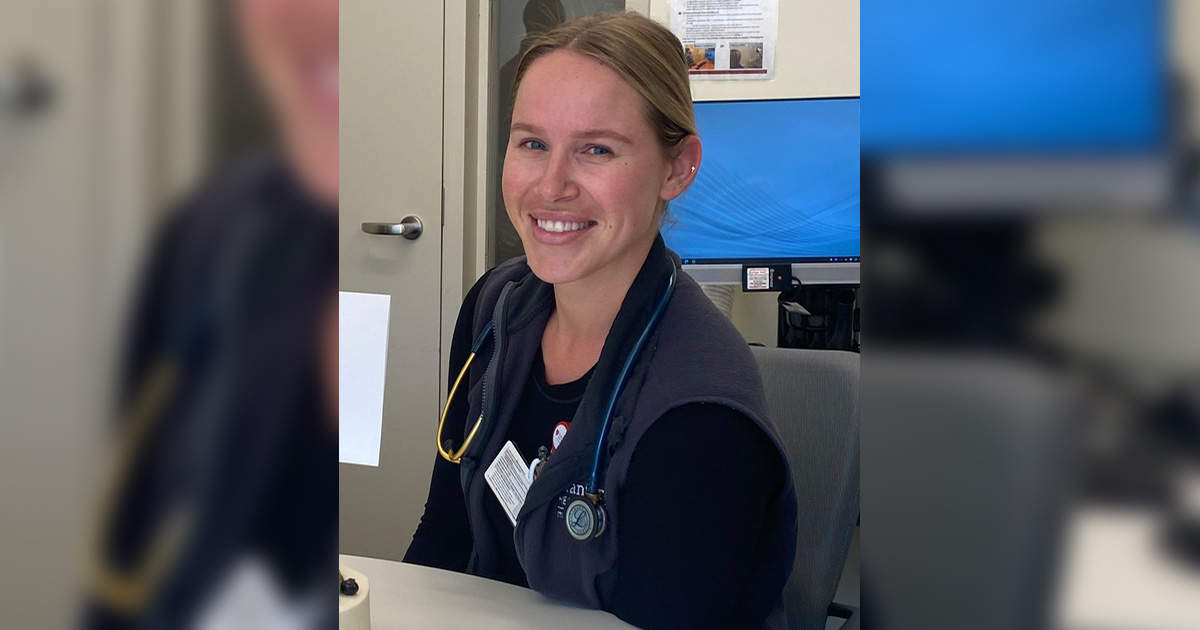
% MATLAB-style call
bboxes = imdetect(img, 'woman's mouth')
[530,217,597,244]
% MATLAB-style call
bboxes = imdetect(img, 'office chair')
[750,346,860,630]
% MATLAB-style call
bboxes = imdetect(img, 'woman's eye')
[584,145,612,156]
[520,140,547,151]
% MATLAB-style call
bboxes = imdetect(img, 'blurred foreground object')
[864,354,1075,630]
[862,1,1200,629]
[0,1,337,627]
[84,155,337,629]
[83,0,339,627]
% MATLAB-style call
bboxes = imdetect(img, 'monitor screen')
[663,97,861,264]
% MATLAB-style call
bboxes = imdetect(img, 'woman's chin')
[528,267,577,287]
[525,255,582,286]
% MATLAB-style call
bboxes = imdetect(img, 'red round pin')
[551,421,570,452]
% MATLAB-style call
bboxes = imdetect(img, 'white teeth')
[536,219,590,233]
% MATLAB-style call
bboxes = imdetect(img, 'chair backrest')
[750,346,860,630]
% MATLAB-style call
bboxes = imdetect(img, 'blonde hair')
[513,12,697,155]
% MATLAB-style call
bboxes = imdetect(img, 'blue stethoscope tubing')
[469,319,495,356]
[587,265,676,493]
[466,264,677,496]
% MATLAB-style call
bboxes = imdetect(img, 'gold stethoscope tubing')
[437,320,494,463]
[436,350,483,463]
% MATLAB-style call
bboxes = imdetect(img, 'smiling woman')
[404,12,799,630]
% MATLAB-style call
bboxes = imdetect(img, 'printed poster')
[669,0,779,80]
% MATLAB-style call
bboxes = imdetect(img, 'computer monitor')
[665,97,860,285]
[860,0,1166,210]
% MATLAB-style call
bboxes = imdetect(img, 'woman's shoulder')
[462,267,496,312]
[451,268,496,349]
[462,257,533,303]
[653,275,761,378]
[452,257,534,344]
[630,274,772,437]
[458,256,539,324]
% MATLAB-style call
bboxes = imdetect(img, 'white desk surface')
[339,554,634,629]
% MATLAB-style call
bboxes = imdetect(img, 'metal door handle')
[361,216,423,240]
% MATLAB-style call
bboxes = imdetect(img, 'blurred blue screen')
[664,98,861,263]
[861,0,1165,153]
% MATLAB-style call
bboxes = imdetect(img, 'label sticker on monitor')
[746,267,770,290]
[742,264,792,292]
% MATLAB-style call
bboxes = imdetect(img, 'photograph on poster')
[729,42,764,69]
[685,42,716,70]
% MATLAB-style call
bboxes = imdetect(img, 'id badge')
[484,441,532,526]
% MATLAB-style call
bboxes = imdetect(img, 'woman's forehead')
[513,51,654,139]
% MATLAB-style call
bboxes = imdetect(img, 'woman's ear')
[660,135,703,202]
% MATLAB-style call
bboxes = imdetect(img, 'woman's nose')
[534,152,578,202]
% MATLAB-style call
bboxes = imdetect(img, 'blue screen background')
[663,98,861,262]
[861,0,1164,153]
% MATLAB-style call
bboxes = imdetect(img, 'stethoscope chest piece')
[565,493,607,542]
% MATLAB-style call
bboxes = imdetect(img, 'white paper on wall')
[339,291,392,466]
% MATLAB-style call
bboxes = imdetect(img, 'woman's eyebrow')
[510,122,632,145]
[510,122,543,135]
[576,129,633,145]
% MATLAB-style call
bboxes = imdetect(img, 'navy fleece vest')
[457,237,798,628]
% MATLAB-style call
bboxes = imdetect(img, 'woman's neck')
[541,240,653,384]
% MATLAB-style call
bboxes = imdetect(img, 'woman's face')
[235,0,339,205]
[503,50,691,288]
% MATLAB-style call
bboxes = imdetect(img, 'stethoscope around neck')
[436,265,677,542]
